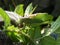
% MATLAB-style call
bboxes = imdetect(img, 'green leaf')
[6,25,23,42]
[33,26,41,42]
[21,18,42,25]
[40,36,60,45]
[0,8,11,28]
[30,5,37,14]
[21,13,53,26]
[22,25,41,45]
[43,16,60,37]
[14,4,24,16]
[33,13,53,22]
[24,3,33,15]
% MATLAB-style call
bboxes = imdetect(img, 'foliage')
[14,4,24,16]
[0,3,60,45]
[0,8,11,28]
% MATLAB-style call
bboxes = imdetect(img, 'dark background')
[0,0,60,17]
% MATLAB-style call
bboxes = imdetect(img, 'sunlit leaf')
[5,11,21,24]
[0,8,11,28]
[6,25,23,42]
[14,4,24,16]
[24,3,33,16]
